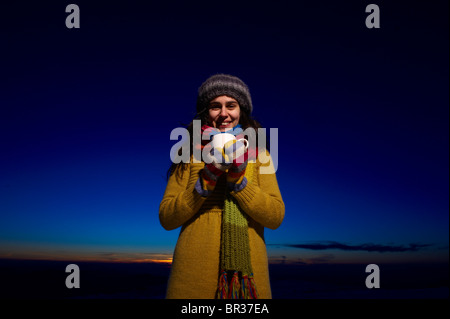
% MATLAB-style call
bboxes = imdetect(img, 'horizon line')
[1,256,448,266]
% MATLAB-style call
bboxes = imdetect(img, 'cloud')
[307,253,335,263]
[269,253,335,265]
[270,241,433,253]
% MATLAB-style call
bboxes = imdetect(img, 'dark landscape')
[0,259,447,299]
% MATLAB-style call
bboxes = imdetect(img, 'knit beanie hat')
[196,74,253,116]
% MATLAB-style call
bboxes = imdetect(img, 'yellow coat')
[159,152,285,299]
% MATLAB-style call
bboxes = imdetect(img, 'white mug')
[211,133,248,150]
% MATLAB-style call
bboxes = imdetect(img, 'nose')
[220,106,228,118]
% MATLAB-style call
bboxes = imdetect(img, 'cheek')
[233,112,240,122]
[208,111,216,123]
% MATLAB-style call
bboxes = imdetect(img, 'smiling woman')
[160,74,285,299]
[208,96,241,131]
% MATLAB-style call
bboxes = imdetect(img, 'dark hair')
[166,108,263,180]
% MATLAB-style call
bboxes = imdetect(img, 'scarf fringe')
[217,270,258,299]
[241,273,258,299]
[217,271,229,299]
[230,271,240,299]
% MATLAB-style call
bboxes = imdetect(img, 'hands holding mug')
[199,132,251,195]
[204,133,248,169]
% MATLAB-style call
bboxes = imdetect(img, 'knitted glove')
[195,143,231,197]
[223,139,249,192]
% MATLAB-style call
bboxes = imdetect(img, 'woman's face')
[207,95,241,132]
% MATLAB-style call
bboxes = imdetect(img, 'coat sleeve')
[230,150,285,230]
[159,164,207,230]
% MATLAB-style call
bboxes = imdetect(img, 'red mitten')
[195,143,231,196]
[223,139,250,191]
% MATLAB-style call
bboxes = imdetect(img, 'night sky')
[1,0,448,268]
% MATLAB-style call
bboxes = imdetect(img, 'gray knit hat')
[196,74,253,116]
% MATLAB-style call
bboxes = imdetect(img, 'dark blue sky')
[0,0,448,265]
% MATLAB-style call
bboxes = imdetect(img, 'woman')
[159,74,284,299]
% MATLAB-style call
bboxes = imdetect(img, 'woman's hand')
[223,139,249,190]
[203,143,232,171]
[196,144,231,196]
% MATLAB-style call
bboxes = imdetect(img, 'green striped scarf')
[217,166,258,299]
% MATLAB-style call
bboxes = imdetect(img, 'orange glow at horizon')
[0,248,174,264]
[125,258,173,264]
